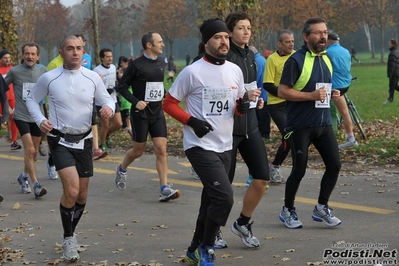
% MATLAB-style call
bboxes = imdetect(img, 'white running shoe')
[338,139,358,149]
[231,220,260,248]
[46,161,59,180]
[279,207,303,229]
[312,205,341,227]
[115,165,127,191]
[159,185,180,202]
[269,164,284,183]
[214,229,228,249]
[62,235,79,261]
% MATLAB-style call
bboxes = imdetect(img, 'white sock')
[316,204,325,211]
[347,132,356,142]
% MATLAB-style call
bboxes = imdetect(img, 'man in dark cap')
[163,18,251,266]
[327,31,356,149]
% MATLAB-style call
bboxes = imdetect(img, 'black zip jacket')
[226,41,259,137]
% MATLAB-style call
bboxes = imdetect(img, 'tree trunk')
[92,0,101,65]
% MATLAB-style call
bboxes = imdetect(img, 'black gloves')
[187,116,214,138]
[236,98,250,115]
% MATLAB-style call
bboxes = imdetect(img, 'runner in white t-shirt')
[93,48,122,152]
[163,18,251,266]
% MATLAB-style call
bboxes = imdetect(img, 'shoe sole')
[93,151,108,161]
[185,254,198,265]
[230,223,259,248]
[312,214,341,227]
[35,187,47,198]
[279,214,303,229]
[159,189,181,202]
[62,254,79,261]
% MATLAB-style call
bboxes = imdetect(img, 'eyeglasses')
[310,30,328,36]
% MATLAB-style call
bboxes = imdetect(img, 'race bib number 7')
[202,87,234,118]
[145,82,164,102]
[22,83,35,101]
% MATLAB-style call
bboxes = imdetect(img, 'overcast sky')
[60,0,82,7]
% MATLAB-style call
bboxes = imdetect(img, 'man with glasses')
[277,17,342,229]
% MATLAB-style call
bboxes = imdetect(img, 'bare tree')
[1,0,19,64]
[35,0,69,62]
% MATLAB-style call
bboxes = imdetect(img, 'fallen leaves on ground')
[109,118,399,172]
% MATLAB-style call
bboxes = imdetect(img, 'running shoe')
[46,161,58,180]
[231,220,260,248]
[269,164,285,183]
[159,185,180,202]
[312,205,342,227]
[245,174,253,188]
[0,194,3,203]
[10,141,22,150]
[38,142,47,156]
[214,229,228,249]
[279,207,303,229]
[33,181,47,198]
[93,148,107,160]
[62,235,79,261]
[115,165,127,191]
[185,248,198,265]
[195,244,215,266]
[338,140,358,149]
[189,166,200,180]
[105,135,112,149]
[17,173,31,194]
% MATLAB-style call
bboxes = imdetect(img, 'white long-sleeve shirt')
[26,66,115,133]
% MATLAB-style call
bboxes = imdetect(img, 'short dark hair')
[141,32,156,50]
[74,33,86,43]
[99,48,112,58]
[21,42,40,56]
[59,35,79,49]
[302,17,327,35]
[277,30,294,42]
[225,11,251,32]
[117,56,129,68]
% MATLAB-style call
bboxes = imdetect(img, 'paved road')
[0,140,398,265]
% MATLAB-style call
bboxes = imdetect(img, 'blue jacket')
[326,43,351,89]
[254,52,267,101]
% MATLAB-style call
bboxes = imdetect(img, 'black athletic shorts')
[130,114,167,142]
[14,119,42,137]
[47,136,93,177]
[337,87,349,96]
